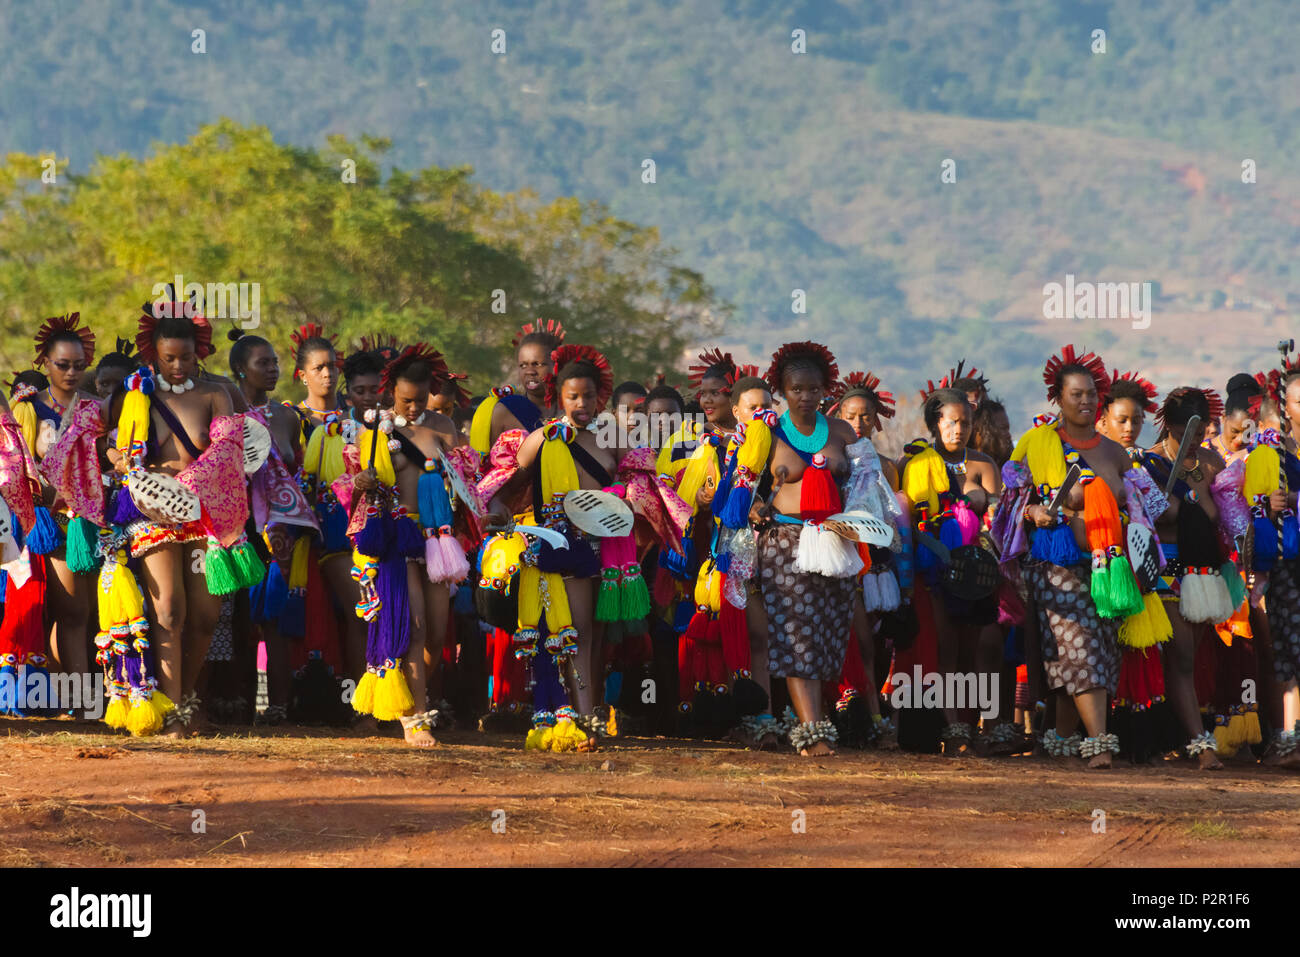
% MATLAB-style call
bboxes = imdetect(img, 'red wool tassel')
[295,545,342,673]
[719,587,750,675]
[799,453,842,521]
[678,632,697,701]
[838,627,869,696]
[702,615,726,685]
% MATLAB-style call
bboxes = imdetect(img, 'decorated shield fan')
[916,530,1000,601]
[562,489,635,537]
[243,416,273,474]
[821,510,895,548]
[128,470,202,524]
[1126,522,1160,593]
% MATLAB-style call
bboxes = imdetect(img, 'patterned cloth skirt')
[1267,558,1300,683]
[1026,560,1119,696]
[757,523,856,681]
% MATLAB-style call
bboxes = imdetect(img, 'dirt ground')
[4,715,1300,868]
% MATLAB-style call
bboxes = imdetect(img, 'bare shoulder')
[829,417,857,444]
[202,380,235,416]
[1199,444,1227,472]
[517,425,546,467]
[427,411,461,447]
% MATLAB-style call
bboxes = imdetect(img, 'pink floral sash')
[247,406,319,536]
[0,411,41,533]
[176,414,249,547]
[617,446,691,551]
[38,396,105,524]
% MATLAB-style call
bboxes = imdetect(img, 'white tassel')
[1202,572,1234,625]
[795,523,862,578]
[1179,573,1212,623]
[862,571,882,611]
[877,569,901,610]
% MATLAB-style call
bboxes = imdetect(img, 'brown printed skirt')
[757,523,856,681]
[1026,560,1119,696]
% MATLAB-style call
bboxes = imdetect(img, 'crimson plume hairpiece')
[547,343,613,408]
[829,370,896,425]
[918,359,987,402]
[765,341,838,396]
[34,312,96,366]
[290,322,344,372]
[380,342,454,396]
[1154,386,1224,435]
[1043,345,1110,405]
[725,363,761,388]
[688,347,736,391]
[1105,367,1158,414]
[136,294,214,366]
[443,371,472,409]
[512,319,566,350]
[1265,352,1300,407]
[357,333,401,366]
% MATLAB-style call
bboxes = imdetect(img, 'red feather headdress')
[290,322,344,371]
[1154,387,1224,435]
[547,344,613,408]
[136,297,214,365]
[1104,367,1158,414]
[1043,345,1110,405]
[688,348,736,391]
[918,359,986,402]
[512,319,566,350]
[380,343,454,396]
[443,371,472,409]
[765,341,838,396]
[357,333,402,366]
[725,363,761,387]
[1265,352,1300,407]
[34,312,96,366]
[829,370,896,424]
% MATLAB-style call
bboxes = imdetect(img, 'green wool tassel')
[232,540,267,590]
[65,517,102,574]
[1102,555,1145,619]
[595,566,622,623]
[1221,562,1247,611]
[1090,558,1116,619]
[204,542,243,596]
[618,565,652,621]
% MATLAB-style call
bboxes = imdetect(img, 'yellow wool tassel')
[12,400,37,455]
[352,670,377,715]
[115,387,152,455]
[288,534,310,591]
[675,441,719,512]
[304,423,347,486]
[607,707,619,737]
[470,392,502,455]
[737,410,773,471]
[357,427,397,488]
[104,694,130,729]
[547,718,589,752]
[1010,422,1068,489]
[540,432,580,503]
[524,725,550,750]
[656,420,700,484]
[126,691,174,737]
[902,442,950,516]
[543,570,574,630]
[1117,602,1156,649]
[1244,443,1281,498]
[1143,590,1173,643]
[518,564,544,630]
[371,663,415,722]
[99,550,146,631]
[694,559,722,613]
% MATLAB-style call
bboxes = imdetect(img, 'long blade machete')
[1162,414,1203,499]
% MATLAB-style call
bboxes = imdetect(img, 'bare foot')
[1197,750,1224,771]
[403,724,437,748]
[799,740,835,757]
[577,736,598,753]
[1086,752,1112,769]
[352,715,383,736]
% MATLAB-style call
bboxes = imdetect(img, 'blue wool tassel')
[394,515,425,558]
[1283,514,1300,561]
[714,550,731,574]
[659,534,695,579]
[0,661,17,714]
[453,578,475,614]
[604,669,623,707]
[1253,513,1278,572]
[916,530,938,574]
[26,506,63,556]
[417,466,455,530]
[717,480,754,529]
[280,588,306,638]
[111,488,145,526]
[939,515,964,551]
[316,501,348,553]
[1032,524,1086,566]
[251,560,289,621]
[672,598,694,634]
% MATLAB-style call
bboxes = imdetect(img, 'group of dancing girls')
[5,297,1300,767]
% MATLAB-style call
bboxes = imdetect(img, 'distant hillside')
[2,0,1295,429]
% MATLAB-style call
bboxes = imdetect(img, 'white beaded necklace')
[156,376,195,393]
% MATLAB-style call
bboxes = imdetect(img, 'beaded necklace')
[778,410,828,455]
